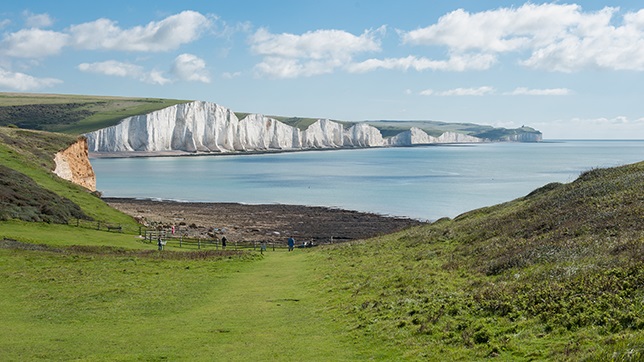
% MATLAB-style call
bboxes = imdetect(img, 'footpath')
[188,250,369,361]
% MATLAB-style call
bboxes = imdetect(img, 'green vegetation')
[315,160,644,360]
[3,153,643,360]
[0,165,89,223]
[0,92,190,134]
[0,127,138,226]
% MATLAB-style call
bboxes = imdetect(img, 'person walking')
[260,241,267,255]
[221,236,227,250]
[287,237,295,252]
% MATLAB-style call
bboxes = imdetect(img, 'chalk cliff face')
[500,133,543,142]
[85,101,390,153]
[53,137,96,191]
[85,101,487,155]
[388,127,483,146]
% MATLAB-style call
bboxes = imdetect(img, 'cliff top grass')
[0,92,190,135]
[1,92,538,140]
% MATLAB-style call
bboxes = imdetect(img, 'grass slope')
[0,92,190,135]
[0,246,395,361]
[0,127,138,227]
[315,161,644,360]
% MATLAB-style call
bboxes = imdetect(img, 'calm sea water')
[91,140,644,221]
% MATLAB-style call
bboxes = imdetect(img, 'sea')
[90,140,644,221]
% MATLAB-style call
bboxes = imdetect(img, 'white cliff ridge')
[85,101,485,154]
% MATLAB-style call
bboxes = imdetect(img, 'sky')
[1,1,644,139]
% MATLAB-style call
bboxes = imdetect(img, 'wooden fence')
[68,218,291,251]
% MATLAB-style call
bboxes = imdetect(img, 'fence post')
[198,239,201,249]
[77,218,80,227]
[180,235,182,248]
[97,221,100,230]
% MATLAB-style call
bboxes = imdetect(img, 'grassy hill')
[315,160,644,360]
[0,92,190,135]
[0,126,138,227]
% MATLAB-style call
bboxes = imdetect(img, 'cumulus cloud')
[172,53,210,83]
[348,54,496,72]
[69,10,211,52]
[398,3,644,72]
[24,11,54,28]
[1,28,68,58]
[250,27,383,78]
[419,86,572,96]
[508,87,572,96]
[78,60,170,85]
[420,86,495,96]
[0,68,62,91]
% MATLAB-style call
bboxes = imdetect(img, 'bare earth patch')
[104,198,425,245]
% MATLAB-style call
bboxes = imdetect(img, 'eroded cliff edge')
[53,137,96,191]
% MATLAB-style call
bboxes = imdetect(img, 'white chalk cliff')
[85,101,484,154]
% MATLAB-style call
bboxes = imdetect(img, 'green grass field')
[0,243,398,361]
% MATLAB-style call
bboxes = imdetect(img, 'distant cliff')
[85,101,538,155]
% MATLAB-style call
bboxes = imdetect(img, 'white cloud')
[250,27,382,78]
[0,68,62,91]
[348,54,496,72]
[172,53,210,83]
[0,19,10,29]
[1,28,68,58]
[69,10,211,52]
[508,87,572,96]
[24,11,54,28]
[77,60,170,85]
[420,86,495,96]
[398,4,644,72]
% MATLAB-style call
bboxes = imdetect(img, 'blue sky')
[1,1,644,139]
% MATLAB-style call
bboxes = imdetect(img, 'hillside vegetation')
[315,160,644,360]
[0,92,189,134]
[1,92,538,141]
[0,126,137,226]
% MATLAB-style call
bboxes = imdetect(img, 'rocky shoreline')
[104,198,426,245]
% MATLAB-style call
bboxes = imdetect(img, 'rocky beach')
[104,198,425,245]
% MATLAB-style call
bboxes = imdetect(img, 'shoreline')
[87,142,488,159]
[104,197,426,244]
